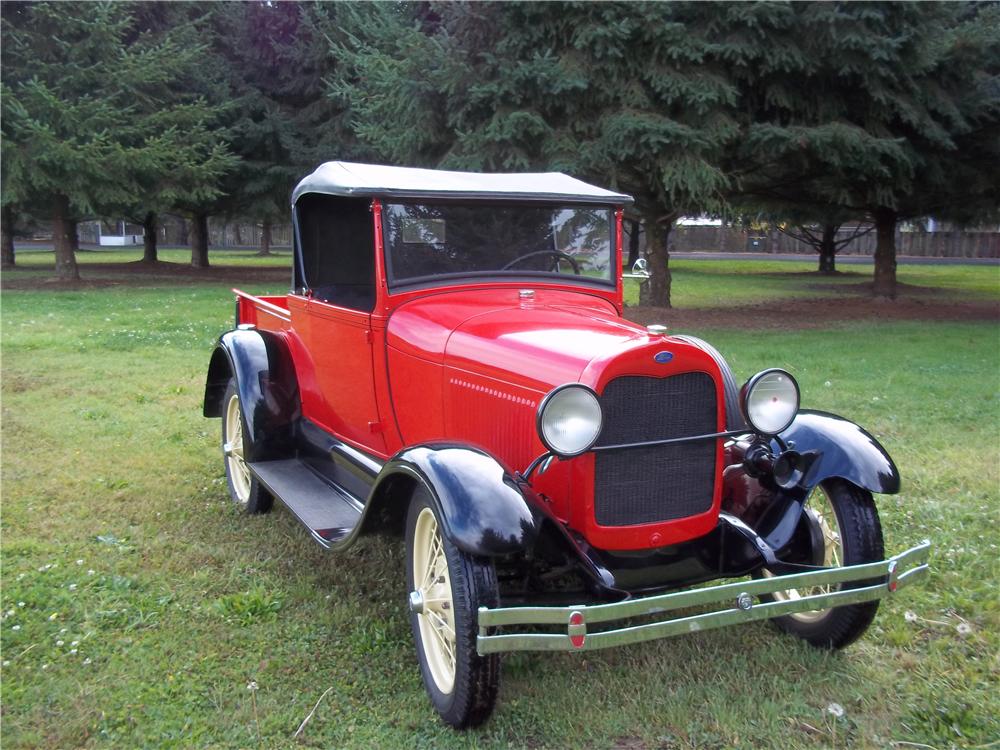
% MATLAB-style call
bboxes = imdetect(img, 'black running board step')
[248,459,363,548]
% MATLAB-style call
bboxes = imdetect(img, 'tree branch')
[833,224,874,250]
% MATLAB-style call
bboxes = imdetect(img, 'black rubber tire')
[765,478,884,649]
[405,488,500,728]
[221,379,273,515]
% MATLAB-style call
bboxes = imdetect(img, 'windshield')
[381,202,614,287]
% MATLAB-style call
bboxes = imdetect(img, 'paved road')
[673,252,998,266]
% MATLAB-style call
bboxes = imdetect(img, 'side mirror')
[623,257,650,279]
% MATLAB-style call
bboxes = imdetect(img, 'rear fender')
[203,329,300,460]
[364,444,541,558]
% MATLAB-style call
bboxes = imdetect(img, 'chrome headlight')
[536,384,603,457]
[740,369,800,435]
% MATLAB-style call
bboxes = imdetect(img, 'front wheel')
[761,478,884,649]
[405,488,500,728]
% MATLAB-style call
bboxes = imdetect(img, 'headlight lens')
[740,369,800,435]
[537,384,603,457]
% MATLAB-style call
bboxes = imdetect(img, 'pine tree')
[204,2,370,257]
[126,3,235,266]
[1,2,234,278]
[1,204,16,269]
[776,217,873,275]
[332,2,738,308]
[728,2,1000,297]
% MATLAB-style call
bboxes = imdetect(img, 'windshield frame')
[379,199,619,293]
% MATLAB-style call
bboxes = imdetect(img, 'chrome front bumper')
[477,540,931,654]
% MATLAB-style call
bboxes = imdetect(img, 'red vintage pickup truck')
[204,161,929,727]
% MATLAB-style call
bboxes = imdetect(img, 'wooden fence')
[669,225,999,258]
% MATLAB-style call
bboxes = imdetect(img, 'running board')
[248,459,363,548]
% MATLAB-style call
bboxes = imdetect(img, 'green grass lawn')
[1,262,998,748]
[5,247,293,286]
[623,259,1000,307]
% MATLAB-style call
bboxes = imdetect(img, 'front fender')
[779,410,901,494]
[203,329,300,460]
[368,444,541,558]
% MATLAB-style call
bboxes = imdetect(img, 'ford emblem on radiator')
[654,351,674,364]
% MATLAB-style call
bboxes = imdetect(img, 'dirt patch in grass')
[625,294,999,331]
[803,279,942,296]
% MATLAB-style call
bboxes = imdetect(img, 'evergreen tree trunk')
[626,219,640,268]
[52,193,80,281]
[818,224,837,274]
[1,205,15,269]
[190,213,210,268]
[142,211,158,264]
[234,223,242,246]
[256,220,272,256]
[872,207,897,299]
[644,210,675,308]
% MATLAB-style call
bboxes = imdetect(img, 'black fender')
[364,444,541,558]
[203,329,300,460]
[778,409,900,495]
[749,410,900,556]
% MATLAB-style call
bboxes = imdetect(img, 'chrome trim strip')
[476,540,930,654]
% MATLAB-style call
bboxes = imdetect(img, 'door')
[292,195,386,454]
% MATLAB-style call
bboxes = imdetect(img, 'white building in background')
[97,219,142,246]
[676,216,723,227]
[78,219,143,246]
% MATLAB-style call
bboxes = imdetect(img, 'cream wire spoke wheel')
[765,485,843,622]
[412,506,457,693]
[405,489,500,727]
[758,478,884,649]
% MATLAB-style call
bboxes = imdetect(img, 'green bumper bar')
[477,540,931,654]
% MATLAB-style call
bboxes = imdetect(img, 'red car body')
[235,268,728,552]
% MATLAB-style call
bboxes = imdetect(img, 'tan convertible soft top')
[291,161,634,206]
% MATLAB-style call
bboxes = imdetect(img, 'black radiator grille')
[594,373,718,527]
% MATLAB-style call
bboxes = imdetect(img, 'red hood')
[385,286,729,550]
[387,287,648,391]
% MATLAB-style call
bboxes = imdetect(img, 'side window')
[295,195,375,311]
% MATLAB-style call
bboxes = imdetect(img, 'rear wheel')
[221,379,272,514]
[405,488,500,728]
[762,478,883,649]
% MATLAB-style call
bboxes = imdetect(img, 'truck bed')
[234,288,291,329]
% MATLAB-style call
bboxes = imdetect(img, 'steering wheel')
[500,250,582,275]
